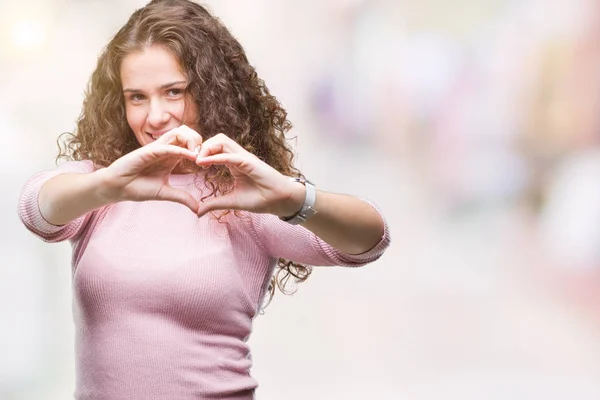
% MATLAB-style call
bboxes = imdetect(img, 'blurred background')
[2,0,600,399]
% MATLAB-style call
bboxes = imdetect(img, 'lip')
[147,130,168,137]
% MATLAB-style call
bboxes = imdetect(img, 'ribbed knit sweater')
[17,160,390,400]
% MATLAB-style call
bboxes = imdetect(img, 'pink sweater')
[18,160,390,400]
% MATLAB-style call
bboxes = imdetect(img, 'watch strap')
[280,177,318,225]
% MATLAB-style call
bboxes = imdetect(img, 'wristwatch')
[280,177,318,225]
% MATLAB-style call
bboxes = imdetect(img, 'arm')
[20,127,203,238]
[18,160,101,242]
[38,144,201,226]
[288,187,385,255]
[245,200,390,267]
[38,168,114,226]
[194,133,390,259]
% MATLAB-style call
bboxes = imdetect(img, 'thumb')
[197,194,237,218]
[157,186,200,214]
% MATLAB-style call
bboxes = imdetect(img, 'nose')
[147,99,170,128]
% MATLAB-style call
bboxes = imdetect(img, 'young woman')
[18,1,390,398]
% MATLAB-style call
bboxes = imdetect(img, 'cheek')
[174,100,192,121]
[182,101,200,125]
[125,105,144,130]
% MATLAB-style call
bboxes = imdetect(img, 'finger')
[157,186,200,214]
[195,153,247,169]
[197,142,226,158]
[150,144,198,161]
[179,125,204,151]
[157,126,203,151]
[197,194,238,218]
[197,133,244,158]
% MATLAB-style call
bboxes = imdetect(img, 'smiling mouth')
[147,131,167,141]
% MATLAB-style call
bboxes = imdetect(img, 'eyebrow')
[122,81,187,93]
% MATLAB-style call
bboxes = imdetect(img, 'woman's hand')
[103,125,203,213]
[195,133,305,218]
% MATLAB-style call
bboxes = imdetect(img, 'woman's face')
[120,45,199,146]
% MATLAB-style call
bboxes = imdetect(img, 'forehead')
[120,45,186,89]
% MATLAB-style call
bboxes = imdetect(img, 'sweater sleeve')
[246,198,390,267]
[18,160,97,243]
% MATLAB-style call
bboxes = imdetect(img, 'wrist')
[279,177,318,224]
[93,168,122,204]
[277,180,306,218]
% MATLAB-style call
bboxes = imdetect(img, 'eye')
[128,93,146,102]
[167,88,184,97]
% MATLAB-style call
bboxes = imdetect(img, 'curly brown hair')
[57,0,311,304]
